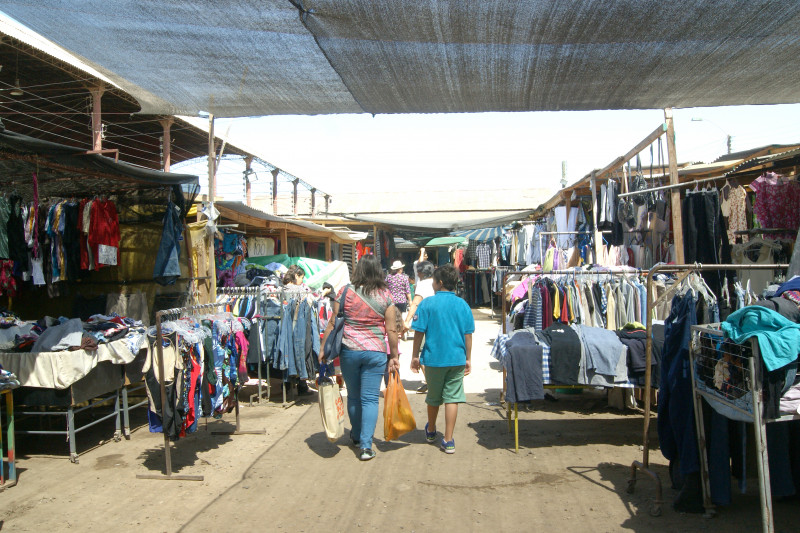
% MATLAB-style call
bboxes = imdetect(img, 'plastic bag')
[383,370,416,441]
[318,366,345,442]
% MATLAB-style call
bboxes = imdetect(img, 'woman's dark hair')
[322,282,335,300]
[282,265,305,285]
[351,255,387,294]
[415,260,434,280]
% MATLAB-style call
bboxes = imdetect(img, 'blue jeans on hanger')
[339,348,386,450]
[658,291,700,477]
[262,298,282,365]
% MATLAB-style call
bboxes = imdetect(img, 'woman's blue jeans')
[340,348,386,450]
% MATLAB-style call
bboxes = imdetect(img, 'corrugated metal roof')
[216,201,355,243]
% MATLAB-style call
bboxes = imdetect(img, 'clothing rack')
[218,286,272,406]
[734,228,796,236]
[462,268,496,317]
[499,267,650,452]
[617,174,734,199]
[627,262,789,517]
[136,301,266,482]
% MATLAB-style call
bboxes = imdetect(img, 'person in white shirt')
[404,260,435,392]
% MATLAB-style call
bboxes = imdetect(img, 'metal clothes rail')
[627,262,788,517]
[499,267,649,453]
[136,301,265,482]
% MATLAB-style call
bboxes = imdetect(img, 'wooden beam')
[665,108,684,264]
[88,85,105,152]
[595,123,668,180]
[325,236,332,261]
[280,228,288,254]
[159,117,174,172]
[207,114,215,204]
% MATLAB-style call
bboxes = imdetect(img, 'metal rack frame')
[136,301,265,482]
[218,286,273,406]
[689,324,797,533]
[627,262,788,517]
[499,267,649,453]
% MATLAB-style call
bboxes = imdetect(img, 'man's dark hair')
[415,260,434,280]
[351,255,387,294]
[433,264,459,291]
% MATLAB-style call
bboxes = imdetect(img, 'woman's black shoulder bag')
[322,285,350,363]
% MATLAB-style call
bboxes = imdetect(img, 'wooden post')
[292,179,299,216]
[590,170,601,264]
[325,236,332,261]
[310,188,316,216]
[208,114,216,204]
[160,117,174,172]
[664,108,685,264]
[373,225,378,255]
[244,156,253,206]
[272,169,280,215]
[280,228,288,254]
[324,194,330,213]
[88,85,105,151]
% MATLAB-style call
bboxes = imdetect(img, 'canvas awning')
[451,226,506,242]
[3,2,800,117]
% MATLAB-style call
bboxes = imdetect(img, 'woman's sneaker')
[424,422,437,443]
[440,438,455,454]
[359,448,376,461]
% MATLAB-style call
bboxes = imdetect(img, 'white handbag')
[318,367,345,442]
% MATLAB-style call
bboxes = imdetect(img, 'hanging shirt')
[750,172,800,239]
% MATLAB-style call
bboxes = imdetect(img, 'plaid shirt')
[476,243,491,269]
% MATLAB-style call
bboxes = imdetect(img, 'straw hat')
[390,260,405,270]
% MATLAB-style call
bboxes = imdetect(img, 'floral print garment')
[750,172,800,240]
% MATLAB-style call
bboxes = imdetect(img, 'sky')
[175,103,800,200]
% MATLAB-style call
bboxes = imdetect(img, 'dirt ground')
[0,308,798,532]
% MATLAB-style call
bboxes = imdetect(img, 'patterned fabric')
[476,243,492,269]
[338,285,394,352]
[750,172,800,239]
[385,272,411,304]
[466,239,478,265]
[723,185,748,244]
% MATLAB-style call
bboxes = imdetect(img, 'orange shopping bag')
[383,370,416,441]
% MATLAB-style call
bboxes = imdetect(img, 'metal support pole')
[272,169,280,215]
[137,311,204,481]
[244,155,253,206]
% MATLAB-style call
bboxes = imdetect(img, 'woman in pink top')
[320,255,400,461]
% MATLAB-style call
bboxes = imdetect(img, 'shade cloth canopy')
[451,226,505,242]
[4,2,800,117]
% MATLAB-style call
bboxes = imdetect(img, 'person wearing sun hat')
[385,259,412,315]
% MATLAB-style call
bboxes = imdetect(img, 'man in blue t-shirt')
[410,264,475,454]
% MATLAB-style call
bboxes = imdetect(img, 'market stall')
[0,124,204,461]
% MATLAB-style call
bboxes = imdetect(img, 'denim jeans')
[339,348,386,450]
[153,201,182,285]
[262,298,282,366]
